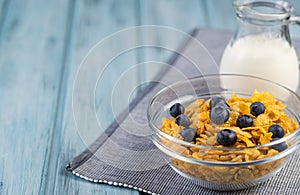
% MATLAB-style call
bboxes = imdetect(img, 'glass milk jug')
[220,0,300,91]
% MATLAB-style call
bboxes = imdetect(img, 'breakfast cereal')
[160,91,298,184]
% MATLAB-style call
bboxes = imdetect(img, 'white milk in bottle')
[220,34,299,92]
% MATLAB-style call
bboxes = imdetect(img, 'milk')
[220,34,299,92]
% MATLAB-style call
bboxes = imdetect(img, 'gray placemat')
[67,29,300,195]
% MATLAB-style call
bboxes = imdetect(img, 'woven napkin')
[67,29,300,195]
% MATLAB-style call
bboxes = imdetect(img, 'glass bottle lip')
[233,0,294,23]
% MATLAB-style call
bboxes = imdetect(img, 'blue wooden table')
[0,0,299,194]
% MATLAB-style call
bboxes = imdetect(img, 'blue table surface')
[0,0,299,194]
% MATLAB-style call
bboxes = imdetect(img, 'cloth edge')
[66,27,201,172]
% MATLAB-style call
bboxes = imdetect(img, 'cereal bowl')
[147,74,300,191]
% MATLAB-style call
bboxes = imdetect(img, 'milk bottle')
[220,0,300,92]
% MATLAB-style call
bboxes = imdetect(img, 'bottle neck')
[233,17,292,45]
[232,0,294,45]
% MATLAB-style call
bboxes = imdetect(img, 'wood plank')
[204,0,235,31]
[138,0,208,82]
[0,0,10,35]
[0,0,71,194]
[47,0,140,194]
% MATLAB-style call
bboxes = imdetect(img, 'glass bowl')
[147,74,300,191]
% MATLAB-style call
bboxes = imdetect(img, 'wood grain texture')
[46,0,140,194]
[0,0,71,194]
[204,0,235,31]
[0,0,10,40]
[138,0,207,82]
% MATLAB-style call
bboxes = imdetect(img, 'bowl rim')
[147,74,300,151]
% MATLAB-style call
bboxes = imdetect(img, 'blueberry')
[268,124,284,138]
[236,115,253,128]
[217,129,237,146]
[180,128,196,142]
[175,114,191,127]
[217,102,230,110]
[210,96,228,108]
[210,105,229,125]
[250,102,265,117]
[271,137,288,152]
[170,103,185,118]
